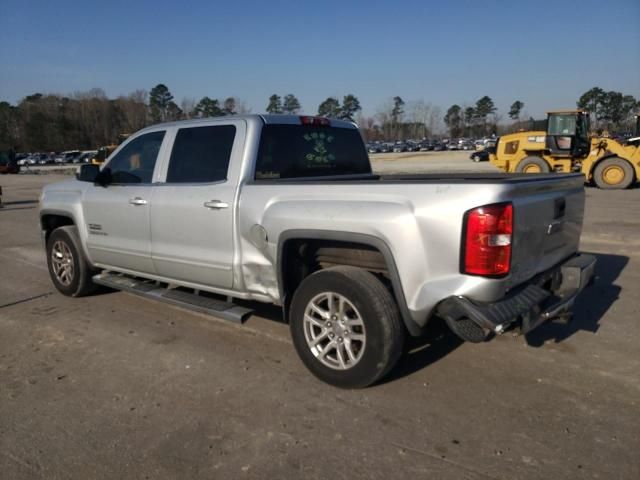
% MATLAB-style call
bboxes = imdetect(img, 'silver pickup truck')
[40,114,595,388]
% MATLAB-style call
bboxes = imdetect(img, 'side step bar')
[93,272,253,324]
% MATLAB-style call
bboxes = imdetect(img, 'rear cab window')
[255,124,371,180]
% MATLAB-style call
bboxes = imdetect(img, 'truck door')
[82,130,166,273]
[150,121,244,289]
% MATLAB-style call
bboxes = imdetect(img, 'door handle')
[129,197,147,206]
[204,200,229,210]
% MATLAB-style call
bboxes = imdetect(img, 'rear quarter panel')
[237,181,515,327]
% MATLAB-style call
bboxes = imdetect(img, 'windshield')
[255,124,371,179]
[548,114,577,136]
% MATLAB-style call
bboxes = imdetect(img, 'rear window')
[255,124,371,180]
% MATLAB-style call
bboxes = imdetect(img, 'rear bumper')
[437,254,596,340]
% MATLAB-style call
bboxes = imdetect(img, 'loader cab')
[546,111,590,158]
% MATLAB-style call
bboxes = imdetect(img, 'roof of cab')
[139,114,357,131]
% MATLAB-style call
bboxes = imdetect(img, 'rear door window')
[166,125,236,183]
[255,125,371,179]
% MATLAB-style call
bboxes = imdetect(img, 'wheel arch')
[40,209,95,267]
[277,230,423,336]
[40,209,76,243]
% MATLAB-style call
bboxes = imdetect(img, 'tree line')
[1,83,638,152]
[442,88,638,139]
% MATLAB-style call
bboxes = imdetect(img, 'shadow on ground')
[525,252,628,346]
[380,317,463,384]
[1,199,39,206]
[72,251,627,384]
[0,199,39,211]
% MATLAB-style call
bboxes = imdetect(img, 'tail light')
[300,116,331,127]
[462,202,513,277]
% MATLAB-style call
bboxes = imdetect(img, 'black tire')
[593,157,634,190]
[289,266,405,388]
[46,226,99,297]
[515,156,550,173]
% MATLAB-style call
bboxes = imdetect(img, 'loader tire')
[515,156,550,174]
[593,157,634,190]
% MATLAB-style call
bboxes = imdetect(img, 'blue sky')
[1,0,638,120]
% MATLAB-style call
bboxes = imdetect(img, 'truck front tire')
[46,226,98,297]
[289,266,404,388]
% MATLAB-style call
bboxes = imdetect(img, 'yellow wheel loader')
[90,134,131,165]
[490,111,640,189]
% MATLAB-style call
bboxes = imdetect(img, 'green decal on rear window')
[255,124,370,179]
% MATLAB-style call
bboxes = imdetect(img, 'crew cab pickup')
[40,115,595,388]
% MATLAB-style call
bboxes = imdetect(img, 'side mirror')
[77,164,100,182]
[94,167,113,187]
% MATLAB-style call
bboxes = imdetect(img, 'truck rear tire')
[289,266,404,388]
[515,156,550,174]
[593,157,634,190]
[46,226,99,297]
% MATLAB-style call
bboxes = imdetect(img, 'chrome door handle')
[129,197,147,206]
[204,200,229,210]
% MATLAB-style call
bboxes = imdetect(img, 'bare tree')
[181,97,196,119]
[234,98,252,114]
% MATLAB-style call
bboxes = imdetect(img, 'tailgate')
[507,175,585,289]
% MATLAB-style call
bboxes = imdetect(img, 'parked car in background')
[379,143,393,153]
[433,142,446,151]
[37,154,55,164]
[62,151,82,163]
[393,142,406,153]
[419,140,434,151]
[470,138,497,162]
[0,151,20,174]
[405,141,420,152]
[367,143,380,154]
[74,151,97,163]
[470,150,489,162]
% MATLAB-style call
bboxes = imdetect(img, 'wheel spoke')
[344,339,358,362]
[336,343,347,368]
[310,330,329,347]
[309,303,330,319]
[318,340,335,359]
[349,333,365,342]
[304,314,326,329]
[345,317,364,327]
[338,296,346,317]
[327,293,336,315]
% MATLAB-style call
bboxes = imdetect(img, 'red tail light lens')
[463,203,513,276]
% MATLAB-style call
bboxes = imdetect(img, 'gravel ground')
[1,155,638,479]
